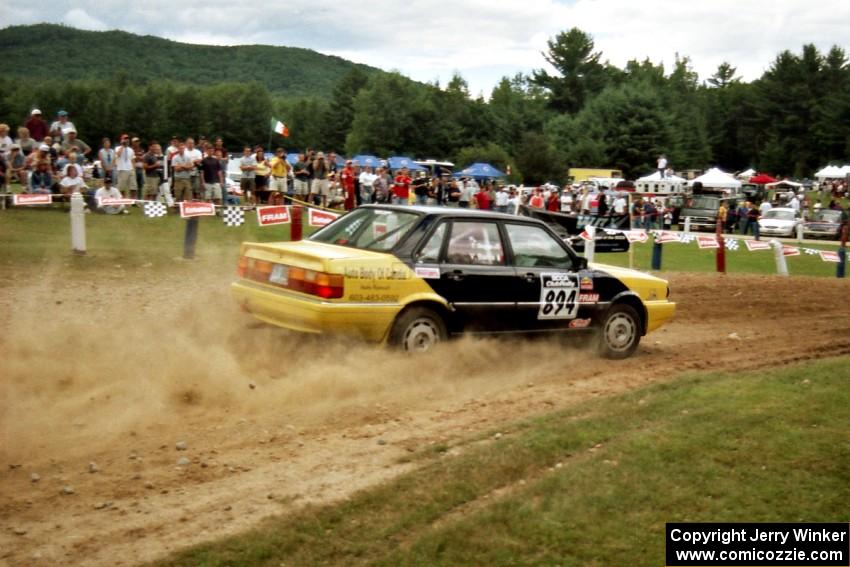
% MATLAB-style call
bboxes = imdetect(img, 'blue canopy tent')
[285,153,300,165]
[387,156,426,172]
[351,154,383,168]
[453,162,506,180]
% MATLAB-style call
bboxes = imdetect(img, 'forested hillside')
[0,24,380,98]
[2,25,849,182]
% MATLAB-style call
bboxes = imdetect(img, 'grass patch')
[158,357,850,566]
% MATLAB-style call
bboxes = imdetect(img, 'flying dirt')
[2,266,849,566]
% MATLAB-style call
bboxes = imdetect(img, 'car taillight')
[239,257,344,299]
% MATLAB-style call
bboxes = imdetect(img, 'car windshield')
[764,210,795,221]
[309,208,421,251]
[812,210,842,222]
[686,196,719,209]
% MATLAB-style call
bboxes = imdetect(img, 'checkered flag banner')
[144,201,168,218]
[680,233,696,244]
[803,248,819,256]
[724,238,739,251]
[222,207,245,227]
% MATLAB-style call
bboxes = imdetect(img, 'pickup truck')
[679,195,736,231]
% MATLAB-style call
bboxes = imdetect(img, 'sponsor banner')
[414,266,440,279]
[578,293,599,303]
[98,197,135,207]
[654,230,681,244]
[819,250,840,263]
[256,205,291,226]
[578,229,592,241]
[744,239,772,251]
[14,193,52,205]
[308,208,340,227]
[697,236,720,249]
[179,201,216,218]
[782,245,800,257]
[624,230,648,243]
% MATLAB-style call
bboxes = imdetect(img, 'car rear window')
[310,208,421,251]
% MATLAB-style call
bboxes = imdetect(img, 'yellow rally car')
[231,205,675,358]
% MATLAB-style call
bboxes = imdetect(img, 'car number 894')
[538,273,578,320]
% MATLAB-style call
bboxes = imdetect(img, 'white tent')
[737,168,756,179]
[636,171,686,183]
[765,180,803,189]
[814,165,845,179]
[687,167,742,189]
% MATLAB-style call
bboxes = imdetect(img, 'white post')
[70,192,87,255]
[769,239,788,277]
[683,216,691,233]
[584,224,596,264]
[796,222,804,241]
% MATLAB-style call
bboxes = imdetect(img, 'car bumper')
[231,280,401,342]
[759,227,793,236]
[644,300,676,333]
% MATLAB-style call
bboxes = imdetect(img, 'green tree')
[321,68,369,153]
[531,28,610,114]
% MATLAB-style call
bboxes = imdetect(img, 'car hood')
[589,263,669,301]
[759,219,795,226]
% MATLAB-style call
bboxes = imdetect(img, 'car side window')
[505,223,572,269]
[445,222,505,266]
[416,222,447,263]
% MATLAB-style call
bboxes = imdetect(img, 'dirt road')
[2,268,849,566]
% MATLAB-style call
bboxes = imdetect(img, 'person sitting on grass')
[94,177,128,214]
[8,145,27,188]
[29,160,53,194]
[59,163,87,196]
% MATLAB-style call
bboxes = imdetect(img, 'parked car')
[231,206,676,358]
[758,207,802,238]
[803,209,845,240]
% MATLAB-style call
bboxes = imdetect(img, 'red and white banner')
[782,246,800,257]
[697,236,720,249]
[179,201,216,218]
[256,205,291,227]
[14,193,52,205]
[308,208,340,227]
[744,240,771,251]
[624,230,648,243]
[819,250,840,263]
[578,229,592,241]
[98,197,135,207]
[654,231,680,244]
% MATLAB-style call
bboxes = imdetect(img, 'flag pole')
[267,118,273,152]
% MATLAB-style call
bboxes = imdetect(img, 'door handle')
[523,272,537,283]
[448,270,465,281]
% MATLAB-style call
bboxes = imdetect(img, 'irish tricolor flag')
[271,118,289,137]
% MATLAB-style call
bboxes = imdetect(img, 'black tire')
[388,307,448,353]
[597,303,641,359]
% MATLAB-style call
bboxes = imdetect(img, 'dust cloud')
[1,276,587,464]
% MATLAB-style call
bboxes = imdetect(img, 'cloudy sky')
[5,0,849,96]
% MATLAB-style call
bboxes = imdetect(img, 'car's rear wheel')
[389,307,447,353]
[598,303,641,359]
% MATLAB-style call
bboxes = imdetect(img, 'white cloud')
[63,8,108,31]
[3,0,849,95]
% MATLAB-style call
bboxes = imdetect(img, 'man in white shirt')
[59,164,87,196]
[788,194,800,213]
[49,110,76,143]
[759,200,772,216]
[506,189,520,214]
[657,155,667,178]
[115,134,138,198]
[94,178,128,214]
[358,166,377,205]
[494,186,509,213]
[184,137,203,198]
[560,191,574,213]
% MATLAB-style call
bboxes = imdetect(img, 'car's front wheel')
[598,303,641,359]
[389,307,447,353]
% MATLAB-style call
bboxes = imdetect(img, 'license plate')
[269,264,288,285]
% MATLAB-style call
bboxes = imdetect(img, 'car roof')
[767,207,796,213]
[359,204,530,222]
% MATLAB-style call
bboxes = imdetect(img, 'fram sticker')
[578,293,599,303]
[569,318,592,329]
[308,208,340,227]
[256,206,290,226]
[14,194,52,205]
[414,267,440,279]
[744,239,771,251]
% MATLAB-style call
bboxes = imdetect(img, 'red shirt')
[393,174,411,199]
[475,190,491,210]
[341,166,356,210]
[25,117,49,141]
[529,194,544,208]
[547,194,560,211]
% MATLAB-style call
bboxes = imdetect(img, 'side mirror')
[575,256,588,270]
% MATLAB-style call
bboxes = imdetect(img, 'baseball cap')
[31,108,41,115]
[57,110,68,117]
[131,136,140,142]
[39,144,50,151]
[10,143,20,150]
